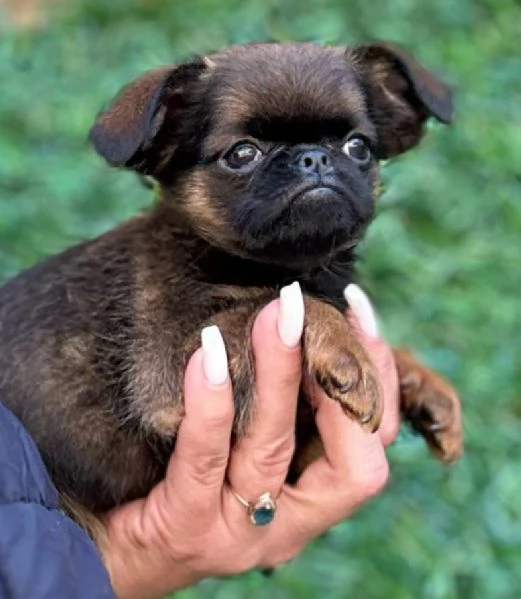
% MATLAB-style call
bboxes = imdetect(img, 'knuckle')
[276,361,303,387]
[354,458,390,500]
[202,402,235,431]
[380,418,400,447]
[188,451,229,487]
[252,435,295,478]
[258,362,302,395]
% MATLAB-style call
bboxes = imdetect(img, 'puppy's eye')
[342,136,372,165]
[222,143,263,171]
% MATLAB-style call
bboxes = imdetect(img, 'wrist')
[103,501,194,599]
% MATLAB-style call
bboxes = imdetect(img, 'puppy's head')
[90,41,452,269]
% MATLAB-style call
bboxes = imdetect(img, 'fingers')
[365,337,400,446]
[344,284,400,447]
[164,327,234,521]
[226,283,303,509]
[297,388,389,506]
[266,390,389,556]
[268,285,395,550]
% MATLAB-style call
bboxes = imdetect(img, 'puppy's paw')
[303,298,383,432]
[395,350,463,462]
[314,344,382,431]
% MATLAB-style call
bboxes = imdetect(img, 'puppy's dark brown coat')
[0,42,462,522]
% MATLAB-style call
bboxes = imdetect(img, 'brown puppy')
[0,41,462,525]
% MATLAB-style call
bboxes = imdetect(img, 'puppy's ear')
[351,42,453,159]
[89,59,207,174]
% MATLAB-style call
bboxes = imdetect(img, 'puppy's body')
[0,42,462,516]
[0,206,353,510]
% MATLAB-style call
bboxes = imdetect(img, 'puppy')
[0,41,462,526]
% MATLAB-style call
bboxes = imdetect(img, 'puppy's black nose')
[297,149,333,176]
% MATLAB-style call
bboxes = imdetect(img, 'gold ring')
[229,488,279,526]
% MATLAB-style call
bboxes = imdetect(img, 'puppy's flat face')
[90,42,453,270]
[187,45,377,266]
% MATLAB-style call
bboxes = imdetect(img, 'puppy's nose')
[297,149,333,176]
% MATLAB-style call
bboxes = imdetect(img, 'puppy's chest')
[203,270,351,318]
[142,246,356,331]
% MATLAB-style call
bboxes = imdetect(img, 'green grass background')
[1,1,520,597]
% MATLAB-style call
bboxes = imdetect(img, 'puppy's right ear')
[89,59,207,174]
[351,42,453,159]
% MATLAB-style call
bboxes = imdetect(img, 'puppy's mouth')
[288,183,346,204]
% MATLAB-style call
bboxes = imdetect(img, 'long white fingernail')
[278,282,305,348]
[201,325,229,385]
[343,283,379,338]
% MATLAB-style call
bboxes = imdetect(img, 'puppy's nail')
[278,282,304,348]
[201,325,229,385]
[343,283,379,338]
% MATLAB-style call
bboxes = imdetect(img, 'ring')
[229,487,279,526]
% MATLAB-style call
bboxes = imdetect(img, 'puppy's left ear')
[89,58,208,175]
[351,42,453,159]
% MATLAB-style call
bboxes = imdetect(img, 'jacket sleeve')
[0,401,117,599]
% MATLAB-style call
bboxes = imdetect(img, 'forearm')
[0,402,117,599]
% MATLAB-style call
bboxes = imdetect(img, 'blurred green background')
[1,1,520,597]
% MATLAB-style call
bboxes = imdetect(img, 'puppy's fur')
[0,42,462,521]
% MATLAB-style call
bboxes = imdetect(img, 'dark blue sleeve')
[0,401,117,599]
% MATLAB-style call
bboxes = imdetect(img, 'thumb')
[344,284,400,446]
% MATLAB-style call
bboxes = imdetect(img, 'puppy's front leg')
[132,295,385,444]
[191,297,384,438]
[394,349,463,462]
[131,302,266,441]
[302,297,383,432]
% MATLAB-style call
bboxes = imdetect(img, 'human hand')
[104,283,400,599]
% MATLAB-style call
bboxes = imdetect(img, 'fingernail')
[343,283,379,338]
[278,281,305,348]
[201,325,229,385]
